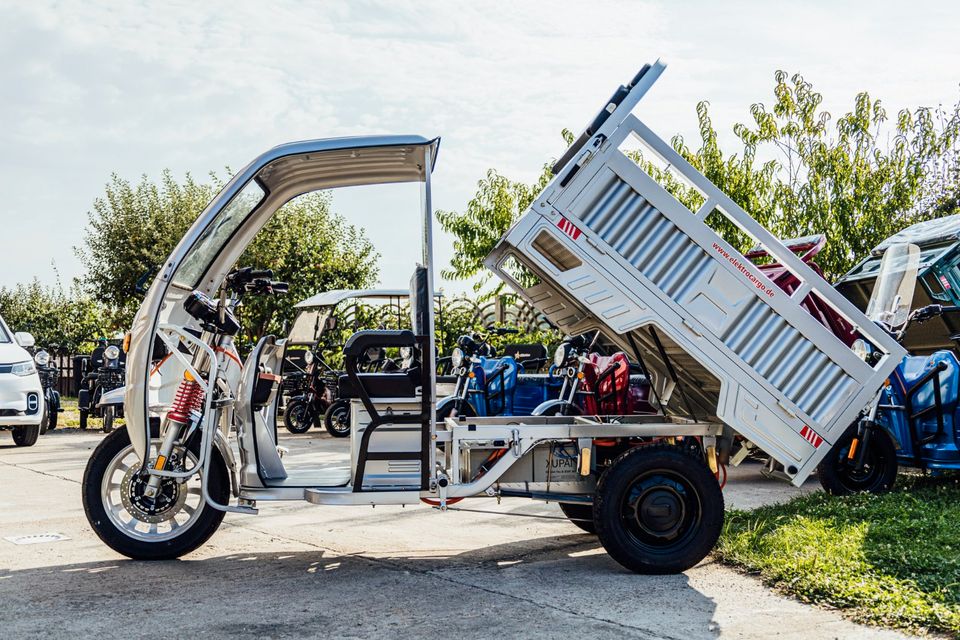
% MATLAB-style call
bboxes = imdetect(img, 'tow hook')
[436,473,450,510]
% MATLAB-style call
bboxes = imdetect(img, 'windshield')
[173,180,266,288]
[0,316,10,343]
[866,243,920,328]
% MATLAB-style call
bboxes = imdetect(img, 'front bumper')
[0,372,43,427]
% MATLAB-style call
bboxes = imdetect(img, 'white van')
[0,314,43,446]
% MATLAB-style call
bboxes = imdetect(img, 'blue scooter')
[819,242,960,495]
[436,330,560,419]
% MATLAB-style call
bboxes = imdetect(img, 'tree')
[0,278,107,352]
[78,173,380,338]
[77,170,218,329]
[440,72,960,286]
[639,71,960,279]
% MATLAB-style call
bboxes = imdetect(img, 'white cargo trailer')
[485,60,905,485]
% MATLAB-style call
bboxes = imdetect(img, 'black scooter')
[32,347,62,433]
[78,339,126,432]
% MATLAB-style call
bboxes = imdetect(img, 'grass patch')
[718,475,960,636]
[54,397,124,429]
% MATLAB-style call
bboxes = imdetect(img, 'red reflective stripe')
[800,425,823,448]
[557,217,581,240]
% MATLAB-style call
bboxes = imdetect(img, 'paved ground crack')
[0,458,79,484]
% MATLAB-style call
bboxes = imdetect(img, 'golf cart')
[82,60,901,574]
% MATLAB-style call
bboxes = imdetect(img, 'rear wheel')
[49,406,58,430]
[323,399,352,438]
[82,426,228,560]
[559,502,596,534]
[594,444,723,574]
[284,399,314,434]
[12,425,40,447]
[817,424,898,496]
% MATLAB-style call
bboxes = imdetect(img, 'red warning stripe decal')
[800,425,824,449]
[557,217,581,240]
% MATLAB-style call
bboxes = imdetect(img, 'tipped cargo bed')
[485,60,906,485]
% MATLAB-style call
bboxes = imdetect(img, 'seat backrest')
[409,265,429,337]
[582,352,632,415]
[502,343,547,370]
[470,356,519,415]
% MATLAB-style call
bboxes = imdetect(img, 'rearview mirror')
[14,332,35,348]
[325,316,338,331]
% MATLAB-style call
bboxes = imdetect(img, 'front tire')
[559,502,596,534]
[102,406,115,434]
[82,426,228,560]
[39,404,49,435]
[284,399,314,434]
[594,444,723,574]
[817,424,898,496]
[12,425,40,447]
[79,409,89,430]
[323,399,352,438]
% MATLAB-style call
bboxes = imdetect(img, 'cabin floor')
[0,427,908,640]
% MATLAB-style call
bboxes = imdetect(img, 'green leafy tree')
[441,72,960,286]
[0,278,107,352]
[77,170,218,329]
[78,173,379,338]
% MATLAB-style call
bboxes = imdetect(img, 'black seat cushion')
[338,369,420,399]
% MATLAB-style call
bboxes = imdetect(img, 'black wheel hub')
[121,463,186,523]
[636,488,685,538]
[622,472,699,549]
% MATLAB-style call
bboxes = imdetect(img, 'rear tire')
[594,444,723,574]
[49,406,58,430]
[12,425,40,447]
[323,399,352,438]
[817,424,898,496]
[82,426,228,560]
[559,502,596,534]
[284,399,314,434]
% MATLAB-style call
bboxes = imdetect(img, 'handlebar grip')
[272,281,289,293]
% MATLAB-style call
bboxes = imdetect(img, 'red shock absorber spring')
[168,378,205,424]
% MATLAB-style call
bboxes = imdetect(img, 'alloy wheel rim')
[100,443,204,542]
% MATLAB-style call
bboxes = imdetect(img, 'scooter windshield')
[865,243,920,329]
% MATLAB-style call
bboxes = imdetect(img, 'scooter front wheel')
[817,424,898,496]
[323,399,352,438]
[102,406,115,434]
[82,426,228,560]
[284,399,314,434]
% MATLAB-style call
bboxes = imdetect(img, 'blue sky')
[2,0,959,295]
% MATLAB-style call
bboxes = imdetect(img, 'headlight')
[303,350,315,365]
[553,343,570,367]
[104,345,121,361]
[10,361,36,377]
[451,347,464,368]
[34,350,50,366]
[851,339,872,362]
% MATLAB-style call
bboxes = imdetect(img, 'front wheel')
[12,425,40,447]
[79,409,89,430]
[102,406,115,434]
[594,444,724,574]
[323,399,352,438]
[284,399,314,434]
[817,424,898,496]
[82,426,229,560]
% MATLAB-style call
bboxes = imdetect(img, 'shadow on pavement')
[0,533,719,639]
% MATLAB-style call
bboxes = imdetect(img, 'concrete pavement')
[0,428,907,639]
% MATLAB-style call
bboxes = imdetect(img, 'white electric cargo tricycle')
[83,61,901,574]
